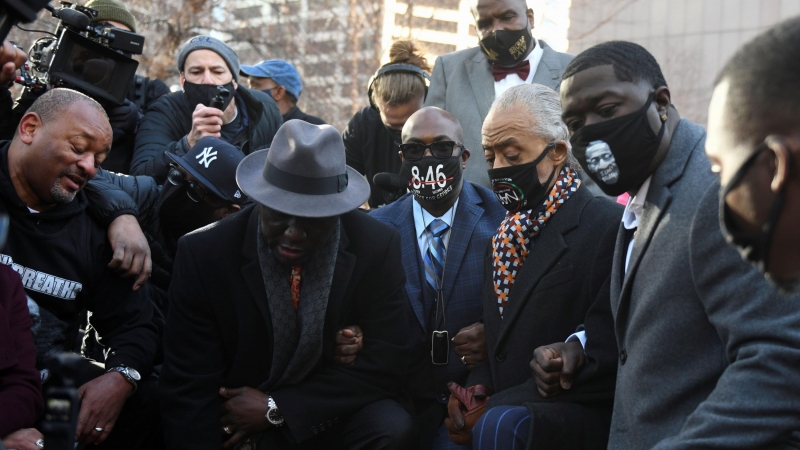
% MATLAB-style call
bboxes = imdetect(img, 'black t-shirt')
[343,106,403,208]
[283,106,326,125]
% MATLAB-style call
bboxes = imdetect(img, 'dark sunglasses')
[167,166,225,206]
[399,141,464,161]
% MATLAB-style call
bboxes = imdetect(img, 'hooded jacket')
[131,86,282,183]
[0,141,159,374]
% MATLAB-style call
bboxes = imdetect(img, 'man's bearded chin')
[50,169,86,204]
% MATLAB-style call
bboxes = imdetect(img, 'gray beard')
[50,178,77,204]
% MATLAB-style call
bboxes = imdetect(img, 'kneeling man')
[160,120,414,449]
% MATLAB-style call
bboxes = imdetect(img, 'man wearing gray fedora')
[160,119,414,449]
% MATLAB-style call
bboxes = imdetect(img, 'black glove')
[107,98,142,136]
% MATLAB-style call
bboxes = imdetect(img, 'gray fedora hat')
[236,119,369,217]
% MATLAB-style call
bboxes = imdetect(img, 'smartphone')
[431,330,449,365]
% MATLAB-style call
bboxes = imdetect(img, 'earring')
[660,111,668,122]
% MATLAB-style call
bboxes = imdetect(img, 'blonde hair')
[371,40,430,107]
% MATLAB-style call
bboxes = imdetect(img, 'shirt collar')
[622,176,652,230]
[413,197,460,239]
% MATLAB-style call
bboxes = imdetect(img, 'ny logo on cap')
[196,147,218,168]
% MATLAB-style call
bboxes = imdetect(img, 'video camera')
[0,0,49,42]
[16,2,145,105]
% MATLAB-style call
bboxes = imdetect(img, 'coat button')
[619,349,627,365]
[496,352,507,362]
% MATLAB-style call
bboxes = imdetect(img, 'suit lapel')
[240,208,273,343]
[436,183,482,329]
[466,51,495,122]
[327,223,356,323]
[389,197,427,329]
[494,188,586,347]
[609,222,628,318]
[614,119,704,334]
[531,41,564,91]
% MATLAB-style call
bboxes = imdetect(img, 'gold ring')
[223,426,233,435]
[461,356,467,365]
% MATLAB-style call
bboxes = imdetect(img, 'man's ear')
[180,72,186,91]
[767,136,797,193]
[273,85,286,102]
[461,148,471,166]
[18,112,42,145]
[220,203,241,219]
[232,79,238,90]
[550,140,569,166]
[654,86,672,114]
[527,8,535,28]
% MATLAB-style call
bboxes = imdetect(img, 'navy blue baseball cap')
[167,137,248,205]
[240,60,303,100]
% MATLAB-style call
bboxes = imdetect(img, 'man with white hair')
[443,83,622,450]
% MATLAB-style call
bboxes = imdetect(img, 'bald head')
[26,88,108,131]
[403,107,465,144]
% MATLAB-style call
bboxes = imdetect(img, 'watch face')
[268,409,283,424]
[127,368,141,381]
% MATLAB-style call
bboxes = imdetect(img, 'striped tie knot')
[428,218,449,237]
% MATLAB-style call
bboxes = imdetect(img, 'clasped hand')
[219,386,272,449]
[444,382,490,445]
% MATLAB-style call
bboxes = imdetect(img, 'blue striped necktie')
[424,218,449,294]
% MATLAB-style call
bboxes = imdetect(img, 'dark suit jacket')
[609,119,800,449]
[467,185,622,450]
[370,182,506,400]
[160,205,410,448]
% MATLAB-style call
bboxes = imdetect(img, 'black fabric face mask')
[158,183,220,242]
[719,144,796,290]
[570,93,666,197]
[479,21,533,67]
[488,143,555,213]
[183,80,236,111]
[400,156,463,204]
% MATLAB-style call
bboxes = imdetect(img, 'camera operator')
[131,35,282,184]
[84,0,170,174]
[0,88,160,450]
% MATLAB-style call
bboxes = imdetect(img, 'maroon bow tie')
[491,60,531,82]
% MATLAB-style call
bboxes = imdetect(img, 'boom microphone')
[52,7,91,30]
[373,172,408,205]
[373,172,408,192]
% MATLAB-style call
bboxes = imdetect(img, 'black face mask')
[570,93,666,197]
[479,21,533,67]
[183,80,236,111]
[719,144,797,290]
[400,156,463,204]
[488,143,555,213]
[158,183,220,242]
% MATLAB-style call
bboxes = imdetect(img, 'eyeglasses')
[167,166,225,206]
[399,141,464,161]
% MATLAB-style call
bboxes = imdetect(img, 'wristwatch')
[107,366,141,392]
[265,396,284,426]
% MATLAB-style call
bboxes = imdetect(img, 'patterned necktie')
[492,167,581,317]
[289,265,302,310]
[423,218,449,295]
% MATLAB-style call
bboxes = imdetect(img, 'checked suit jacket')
[370,182,506,401]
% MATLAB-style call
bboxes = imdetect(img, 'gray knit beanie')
[177,36,240,82]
